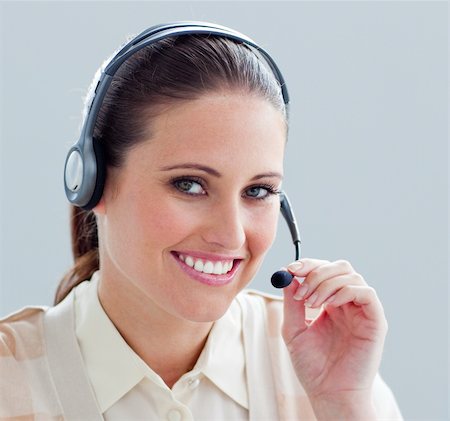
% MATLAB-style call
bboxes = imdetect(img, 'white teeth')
[213,261,223,275]
[203,261,214,274]
[178,254,234,275]
[194,260,204,272]
[185,256,194,268]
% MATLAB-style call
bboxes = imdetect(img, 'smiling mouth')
[176,252,235,274]
[171,251,242,286]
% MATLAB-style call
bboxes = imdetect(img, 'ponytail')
[54,206,99,304]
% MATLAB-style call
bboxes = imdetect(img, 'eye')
[245,184,280,200]
[172,177,206,196]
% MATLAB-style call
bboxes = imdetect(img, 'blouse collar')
[74,271,248,412]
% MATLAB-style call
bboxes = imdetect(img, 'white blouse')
[0,272,403,419]
[74,272,249,421]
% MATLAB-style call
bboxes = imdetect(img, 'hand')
[282,258,388,413]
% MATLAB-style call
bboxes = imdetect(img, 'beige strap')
[44,291,103,420]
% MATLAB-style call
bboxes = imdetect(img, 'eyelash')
[171,176,206,196]
[245,184,281,201]
[170,176,281,201]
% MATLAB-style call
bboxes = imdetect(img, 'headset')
[63,21,301,288]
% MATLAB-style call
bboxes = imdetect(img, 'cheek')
[133,197,200,245]
[246,204,280,256]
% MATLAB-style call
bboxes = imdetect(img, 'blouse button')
[188,377,200,390]
[167,409,182,421]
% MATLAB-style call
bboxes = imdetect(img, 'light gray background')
[0,1,448,420]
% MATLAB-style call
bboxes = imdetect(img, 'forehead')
[129,92,287,173]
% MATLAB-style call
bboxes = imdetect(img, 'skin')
[93,90,387,419]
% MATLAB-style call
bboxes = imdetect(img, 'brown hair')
[55,33,287,305]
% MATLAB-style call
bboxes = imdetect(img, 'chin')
[173,294,235,323]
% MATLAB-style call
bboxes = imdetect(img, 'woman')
[0,22,403,420]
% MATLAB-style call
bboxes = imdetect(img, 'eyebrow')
[159,163,283,181]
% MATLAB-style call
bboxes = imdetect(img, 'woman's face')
[97,91,287,322]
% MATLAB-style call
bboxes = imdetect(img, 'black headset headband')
[64,21,290,210]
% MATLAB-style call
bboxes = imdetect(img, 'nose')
[201,198,247,252]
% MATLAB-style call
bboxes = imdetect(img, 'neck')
[97,270,213,389]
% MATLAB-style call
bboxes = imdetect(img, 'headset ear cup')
[82,137,106,211]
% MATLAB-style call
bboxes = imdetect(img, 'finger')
[302,272,367,309]
[286,258,331,277]
[289,259,366,302]
[324,285,388,328]
[282,276,308,341]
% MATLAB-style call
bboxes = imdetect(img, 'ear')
[92,195,106,216]
[92,168,115,216]
[92,166,120,216]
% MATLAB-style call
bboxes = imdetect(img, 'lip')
[171,251,242,286]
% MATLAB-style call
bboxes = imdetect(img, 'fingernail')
[293,284,308,300]
[305,292,318,307]
[287,261,303,272]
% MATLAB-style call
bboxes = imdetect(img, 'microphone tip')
[271,270,293,288]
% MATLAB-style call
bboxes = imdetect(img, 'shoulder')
[0,305,48,357]
[236,289,285,337]
[0,306,54,416]
[0,306,48,371]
